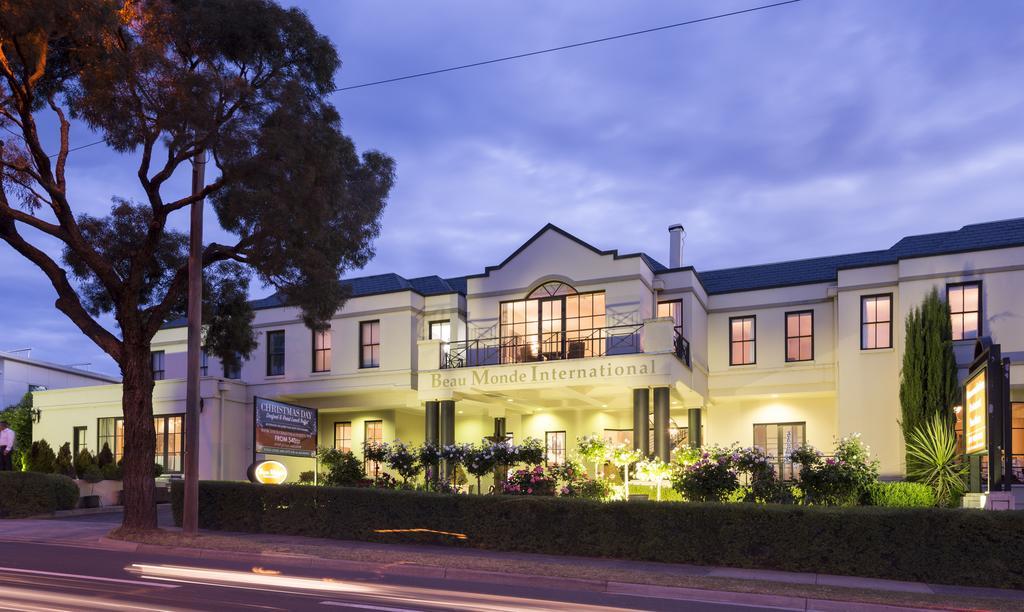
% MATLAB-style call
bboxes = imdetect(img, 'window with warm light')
[545,431,566,465]
[364,419,383,472]
[359,321,380,368]
[947,282,981,341]
[98,414,183,472]
[729,316,756,365]
[753,422,805,481]
[657,300,682,327]
[312,327,331,372]
[785,310,814,362]
[861,294,892,350]
[334,421,352,453]
[499,283,606,363]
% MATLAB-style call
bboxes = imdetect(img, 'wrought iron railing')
[442,324,644,369]
[673,325,691,368]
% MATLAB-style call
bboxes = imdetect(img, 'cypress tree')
[899,287,959,463]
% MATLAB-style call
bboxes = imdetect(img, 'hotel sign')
[429,358,658,390]
[254,397,317,458]
[964,369,987,455]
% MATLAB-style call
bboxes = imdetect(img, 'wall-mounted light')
[30,408,41,423]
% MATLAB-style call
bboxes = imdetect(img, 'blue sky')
[2,0,1024,376]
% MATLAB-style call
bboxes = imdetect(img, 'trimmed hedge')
[173,481,1024,589]
[0,472,79,517]
[864,482,935,508]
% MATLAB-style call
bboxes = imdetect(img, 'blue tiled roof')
[696,217,1024,295]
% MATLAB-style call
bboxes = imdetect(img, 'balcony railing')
[440,323,693,370]
[673,325,691,368]
[442,324,644,369]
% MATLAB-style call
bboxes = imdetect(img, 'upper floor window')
[729,316,756,365]
[947,282,981,341]
[785,310,814,362]
[266,330,285,376]
[360,320,380,368]
[223,353,241,379]
[658,300,682,327]
[151,351,165,381]
[861,294,892,350]
[500,283,607,363]
[429,320,451,342]
[312,328,332,372]
[200,349,208,376]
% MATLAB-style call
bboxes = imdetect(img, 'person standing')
[0,421,14,471]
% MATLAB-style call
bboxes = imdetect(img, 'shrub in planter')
[55,442,76,479]
[96,443,115,468]
[576,435,607,480]
[101,462,122,481]
[865,482,936,508]
[363,441,389,480]
[79,463,104,506]
[503,465,556,495]
[26,439,57,473]
[74,448,96,476]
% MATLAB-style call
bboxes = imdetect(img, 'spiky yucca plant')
[905,414,967,507]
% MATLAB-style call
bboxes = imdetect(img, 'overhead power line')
[333,0,803,92]
[48,0,802,156]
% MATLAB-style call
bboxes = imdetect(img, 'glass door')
[539,297,564,360]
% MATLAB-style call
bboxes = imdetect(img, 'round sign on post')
[248,460,287,484]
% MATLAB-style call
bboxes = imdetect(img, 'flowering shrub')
[503,466,556,496]
[371,473,397,489]
[561,478,611,500]
[487,439,518,467]
[385,441,421,486]
[733,446,792,504]
[440,443,472,466]
[516,437,546,466]
[363,441,389,479]
[576,435,608,477]
[790,434,879,506]
[464,445,497,494]
[607,444,643,496]
[672,452,740,502]
[634,458,673,501]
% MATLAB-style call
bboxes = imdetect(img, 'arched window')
[527,281,577,299]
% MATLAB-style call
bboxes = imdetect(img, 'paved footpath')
[1,507,1021,611]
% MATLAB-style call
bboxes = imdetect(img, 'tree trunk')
[120,344,158,530]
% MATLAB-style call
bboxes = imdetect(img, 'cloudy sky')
[2,0,1024,376]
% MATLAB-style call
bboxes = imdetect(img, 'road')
[0,510,797,611]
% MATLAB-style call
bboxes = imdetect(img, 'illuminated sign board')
[254,397,317,458]
[249,460,288,484]
[964,369,987,455]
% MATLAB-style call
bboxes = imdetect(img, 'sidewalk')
[2,513,1022,610]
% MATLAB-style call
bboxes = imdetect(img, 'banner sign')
[964,368,987,455]
[254,397,317,458]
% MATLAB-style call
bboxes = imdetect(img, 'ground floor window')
[72,426,88,456]
[753,422,805,481]
[334,421,352,453]
[97,414,184,473]
[364,419,383,473]
[1012,403,1024,483]
[545,431,566,465]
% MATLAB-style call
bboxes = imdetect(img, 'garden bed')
[172,480,1024,589]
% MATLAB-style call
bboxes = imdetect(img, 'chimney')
[668,224,685,268]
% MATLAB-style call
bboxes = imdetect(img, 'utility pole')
[183,149,205,535]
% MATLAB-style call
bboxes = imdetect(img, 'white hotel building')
[33,218,1024,482]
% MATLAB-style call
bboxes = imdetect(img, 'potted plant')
[79,464,104,508]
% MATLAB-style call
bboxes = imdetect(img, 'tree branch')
[0,207,123,363]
